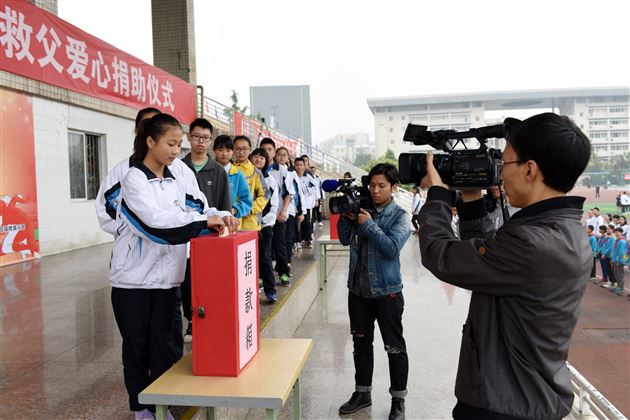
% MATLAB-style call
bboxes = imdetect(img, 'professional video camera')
[398,120,514,188]
[322,177,376,215]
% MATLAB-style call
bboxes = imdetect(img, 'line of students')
[588,223,629,294]
[95,110,324,419]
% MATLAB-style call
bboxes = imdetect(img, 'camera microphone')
[322,179,340,193]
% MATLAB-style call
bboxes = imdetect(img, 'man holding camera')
[418,113,591,420]
[337,163,411,420]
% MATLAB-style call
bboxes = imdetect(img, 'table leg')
[266,408,278,420]
[155,405,166,420]
[294,376,301,420]
[319,244,326,290]
[206,407,216,420]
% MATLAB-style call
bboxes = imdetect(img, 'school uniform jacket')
[261,171,279,228]
[109,162,230,289]
[234,160,268,231]
[95,157,193,236]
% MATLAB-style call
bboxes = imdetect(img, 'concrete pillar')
[151,0,197,86]
[30,0,57,15]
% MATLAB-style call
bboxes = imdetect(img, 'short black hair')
[233,135,251,147]
[189,118,213,134]
[587,225,594,231]
[598,225,606,232]
[213,134,233,150]
[294,157,305,165]
[614,227,623,233]
[250,147,270,171]
[135,107,161,129]
[507,113,591,193]
[593,207,600,211]
[260,137,275,149]
[367,163,399,186]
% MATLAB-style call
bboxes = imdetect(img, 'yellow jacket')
[234,160,268,231]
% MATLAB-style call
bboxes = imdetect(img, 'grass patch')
[583,202,630,216]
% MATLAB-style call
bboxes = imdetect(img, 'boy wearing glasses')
[181,118,232,343]
[182,118,232,212]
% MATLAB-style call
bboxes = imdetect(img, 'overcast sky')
[58,0,630,144]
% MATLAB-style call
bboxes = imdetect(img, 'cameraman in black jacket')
[418,113,592,420]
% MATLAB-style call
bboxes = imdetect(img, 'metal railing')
[567,362,627,419]
[197,91,414,213]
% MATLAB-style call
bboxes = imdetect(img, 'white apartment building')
[318,133,374,164]
[367,87,629,159]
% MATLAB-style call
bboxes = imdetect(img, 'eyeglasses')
[498,159,524,168]
[234,147,251,153]
[190,133,212,143]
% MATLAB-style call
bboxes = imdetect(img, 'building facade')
[318,133,373,164]
[249,85,312,145]
[367,87,630,159]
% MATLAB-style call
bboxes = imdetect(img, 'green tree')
[360,149,398,172]
[353,152,373,167]
[229,89,249,114]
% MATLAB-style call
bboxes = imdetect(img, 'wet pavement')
[1,222,628,419]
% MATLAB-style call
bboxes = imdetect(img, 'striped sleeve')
[120,169,209,245]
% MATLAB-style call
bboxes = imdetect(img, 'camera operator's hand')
[357,208,372,225]
[222,215,240,234]
[343,213,356,221]
[420,151,449,190]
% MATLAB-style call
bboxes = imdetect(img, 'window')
[611,143,629,151]
[611,119,627,125]
[610,131,629,138]
[589,119,607,127]
[389,127,394,133]
[593,145,608,152]
[68,131,103,200]
[589,132,608,139]
[390,139,395,144]
[389,116,394,121]
[610,107,627,113]
[401,115,406,120]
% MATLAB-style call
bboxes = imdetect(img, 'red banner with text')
[232,111,298,155]
[0,0,196,123]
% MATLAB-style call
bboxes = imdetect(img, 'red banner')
[0,0,196,123]
[233,111,298,155]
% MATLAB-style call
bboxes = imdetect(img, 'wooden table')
[317,234,349,289]
[139,338,313,420]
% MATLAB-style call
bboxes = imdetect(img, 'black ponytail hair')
[132,113,181,162]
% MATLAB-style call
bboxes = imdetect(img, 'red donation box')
[329,213,340,240]
[190,231,260,376]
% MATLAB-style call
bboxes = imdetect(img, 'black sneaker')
[184,321,193,343]
[339,391,371,415]
[389,397,405,420]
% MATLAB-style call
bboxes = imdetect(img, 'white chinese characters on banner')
[0,3,193,121]
[65,35,89,83]
[35,24,62,72]
[0,6,34,63]
[237,239,258,369]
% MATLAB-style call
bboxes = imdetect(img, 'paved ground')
[0,219,628,419]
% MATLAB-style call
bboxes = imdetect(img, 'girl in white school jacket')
[110,113,238,420]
